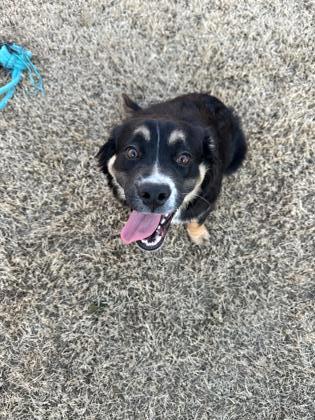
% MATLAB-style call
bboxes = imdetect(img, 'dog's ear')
[97,137,116,175]
[122,94,142,114]
[203,128,217,164]
[97,126,123,174]
[202,128,223,203]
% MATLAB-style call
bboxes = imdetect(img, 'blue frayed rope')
[0,43,44,110]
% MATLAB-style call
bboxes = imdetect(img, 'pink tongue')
[120,211,162,244]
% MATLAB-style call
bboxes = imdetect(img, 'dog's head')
[97,95,217,250]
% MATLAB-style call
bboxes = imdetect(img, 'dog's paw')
[187,222,210,245]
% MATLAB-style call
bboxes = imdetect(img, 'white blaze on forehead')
[155,122,160,162]
[139,122,177,210]
[133,125,151,141]
[168,129,186,145]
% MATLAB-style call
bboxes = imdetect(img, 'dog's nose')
[137,183,171,210]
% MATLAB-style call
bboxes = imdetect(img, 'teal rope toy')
[0,43,44,110]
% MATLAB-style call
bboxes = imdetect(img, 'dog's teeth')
[142,233,162,247]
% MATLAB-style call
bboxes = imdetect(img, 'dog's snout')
[137,182,171,210]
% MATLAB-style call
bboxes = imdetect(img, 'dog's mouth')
[120,211,174,251]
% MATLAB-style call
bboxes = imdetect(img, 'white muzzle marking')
[139,164,177,211]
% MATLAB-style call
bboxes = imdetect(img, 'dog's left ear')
[202,128,223,203]
[122,94,142,114]
[203,128,217,164]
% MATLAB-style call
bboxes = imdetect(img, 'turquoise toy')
[0,43,44,110]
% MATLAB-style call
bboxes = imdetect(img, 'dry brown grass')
[1,0,314,418]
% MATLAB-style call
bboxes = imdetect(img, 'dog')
[97,93,247,251]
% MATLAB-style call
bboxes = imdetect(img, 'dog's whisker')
[180,192,212,207]
[192,194,212,207]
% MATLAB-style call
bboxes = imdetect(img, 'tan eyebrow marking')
[168,129,186,145]
[133,125,151,141]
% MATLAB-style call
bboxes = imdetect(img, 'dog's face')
[100,118,209,215]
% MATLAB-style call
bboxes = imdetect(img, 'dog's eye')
[125,146,140,160]
[176,153,192,166]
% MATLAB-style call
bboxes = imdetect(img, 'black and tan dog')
[97,93,246,251]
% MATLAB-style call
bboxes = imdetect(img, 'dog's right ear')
[122,94,142,114]
[97,137,116,175]
[97,126,122,175]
